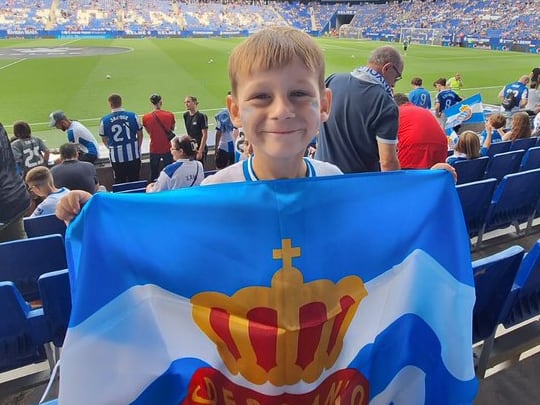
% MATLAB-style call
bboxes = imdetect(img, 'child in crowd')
[25,166,70,217]
[480,113,506,149]
[57,27,342,221]
[11,121,50,175]
[503,112,532,141]
[446,131,482,165]
[201,27,341,184]
[146,136,204,192]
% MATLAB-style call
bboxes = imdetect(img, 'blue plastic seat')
[23,214,67,239]
[472,245,525,377]
[0,281,51,373]
[509,137,538,152]
[477,169,540,247]
[456,178,497,238]
[519,146,540,171]
[0,234,67,302]
[502,240,540,328]
[112,180,148,193]
[484,149,525,183]
[486,140,511,158]
[39,269,72,348]
[453,156,489,185]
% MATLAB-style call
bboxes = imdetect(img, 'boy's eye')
[250,93,270,100]
[290,90,311,98]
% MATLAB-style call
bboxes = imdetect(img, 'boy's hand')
[431,163,457,184]
[56,190,92,224]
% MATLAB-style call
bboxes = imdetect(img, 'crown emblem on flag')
[191,238,367,386]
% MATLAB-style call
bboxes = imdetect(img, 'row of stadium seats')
[454,142,540,185]
[457,169,540,249]
[473,240,540,377]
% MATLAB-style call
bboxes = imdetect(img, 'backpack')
[502,91,518,111]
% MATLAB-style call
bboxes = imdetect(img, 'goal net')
[400,28,443,46]
[338,24,364,40]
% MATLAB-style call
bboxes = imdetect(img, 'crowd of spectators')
[2,0,540,40]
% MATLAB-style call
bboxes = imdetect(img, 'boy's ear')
[227,94,242,127]
[319,88,332,123]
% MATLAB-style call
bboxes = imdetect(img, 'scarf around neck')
[351,66,394,97]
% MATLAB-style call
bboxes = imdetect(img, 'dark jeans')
[215,149,235,169]
[0,212,26,243]
[149,152,174,182]
[112,159,141,184]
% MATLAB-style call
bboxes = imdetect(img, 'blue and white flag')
[445,93,485,136]
[60,171,478,404]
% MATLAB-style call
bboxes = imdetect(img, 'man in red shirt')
[394,93,448,169]
[142,94,176,181]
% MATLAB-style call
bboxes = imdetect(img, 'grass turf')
[0,37,537,148]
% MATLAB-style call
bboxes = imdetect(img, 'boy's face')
[227,58,331,162]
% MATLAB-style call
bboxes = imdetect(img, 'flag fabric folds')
[444,93,485,136]
[60,170,478,404]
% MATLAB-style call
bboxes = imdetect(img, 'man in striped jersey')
[99,94,143,183]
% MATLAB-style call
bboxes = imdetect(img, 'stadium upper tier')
[1,0,539,41]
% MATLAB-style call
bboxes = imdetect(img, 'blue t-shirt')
[501,82,529,110]
[99,109,142,163]
[437,90,462,113]
[480,129,503,145]
[409,87,432,109]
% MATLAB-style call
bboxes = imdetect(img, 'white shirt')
[201,157,342,185]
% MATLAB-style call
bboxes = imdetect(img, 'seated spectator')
[503,112,532,141]
[146,136,204,193]
[446,131,482,165]
[480,113,506,147]
[25,166,70,217]
[10,121,49,175]
[51,143,100,194]
[394,93,447,169]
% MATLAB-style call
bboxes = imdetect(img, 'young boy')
[56,27,342,222]
[201,27,341,184]
[480,113,506,149]
[25,166,70,217]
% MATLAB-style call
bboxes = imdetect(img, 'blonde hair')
[25,166,53,186]
[454,131,481,159]
[508,112,532,141]
[228,27,326,94]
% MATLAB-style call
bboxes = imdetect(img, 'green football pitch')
[0,37,537,149]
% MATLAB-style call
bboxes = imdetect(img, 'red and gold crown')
[191,239,367,386]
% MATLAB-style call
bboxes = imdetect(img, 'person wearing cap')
[142,94,176,181]
[49,111,99,163]
[99,93,144,184]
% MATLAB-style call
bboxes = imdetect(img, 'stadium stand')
[1,0,540,41]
